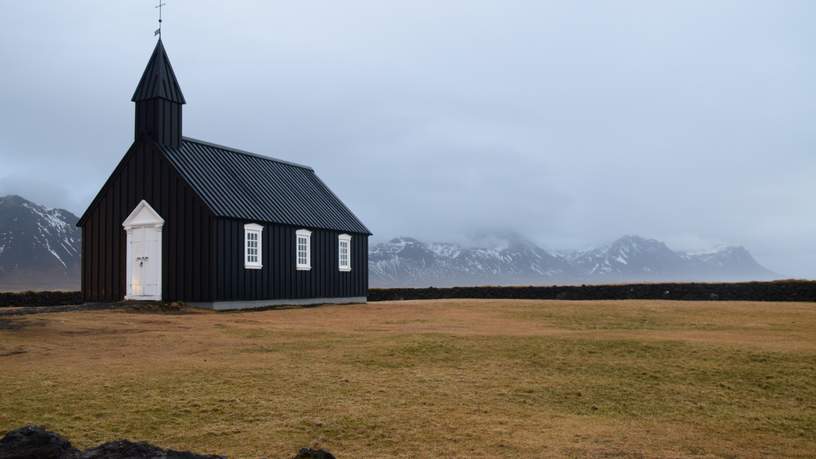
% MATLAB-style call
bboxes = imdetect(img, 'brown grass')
[1,299,815,458]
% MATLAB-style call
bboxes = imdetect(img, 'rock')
[79,440,225,459]
[0,425,79,459]
[292,448,336,459]
[0,428,224,459]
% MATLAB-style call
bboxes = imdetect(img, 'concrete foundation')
[189,296,367,311]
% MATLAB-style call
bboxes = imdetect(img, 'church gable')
[78,141,215,302]
[77,141,210,227]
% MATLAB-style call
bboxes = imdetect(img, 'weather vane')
[154,1,167,38]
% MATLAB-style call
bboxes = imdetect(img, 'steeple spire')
[132,39,185,104]
[132,39,185,146]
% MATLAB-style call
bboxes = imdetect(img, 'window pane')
[339,239,350,268]
[296,233,310,268]
[245,229,262,267]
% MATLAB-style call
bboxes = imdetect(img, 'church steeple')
[132,39,185,147]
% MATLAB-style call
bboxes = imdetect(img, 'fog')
[0,1,814,276]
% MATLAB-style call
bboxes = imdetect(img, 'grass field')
[1,299,815,458]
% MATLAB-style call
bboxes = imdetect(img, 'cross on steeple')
[154,2,166,37]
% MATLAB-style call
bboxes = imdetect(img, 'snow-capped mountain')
[370,234,571,287]
[566,235,775,282]
[682,245,777,279]
[0,195,778,291]
[369,234,776,287]
[0,195,81,291]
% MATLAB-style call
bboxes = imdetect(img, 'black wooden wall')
[79,141,215,302]
[80,141,369,304]
[81,37,372,304]
[134,98,183,147]
[214,219,369,301]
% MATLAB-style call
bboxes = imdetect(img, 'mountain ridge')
[0,195,778,291]
[369,234,776,287]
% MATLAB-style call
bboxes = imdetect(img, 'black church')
[77,39,370,310]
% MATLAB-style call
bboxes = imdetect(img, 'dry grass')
[1,299,815,458]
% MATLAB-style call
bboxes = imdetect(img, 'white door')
[131,228,145,296]
[129,227,160,297]
[123,200,164,301]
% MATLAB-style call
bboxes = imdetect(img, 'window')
[296,229,311,270]
[338,234,351,271]
[244,223,263,269]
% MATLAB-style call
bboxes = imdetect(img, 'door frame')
[122,200,164,301]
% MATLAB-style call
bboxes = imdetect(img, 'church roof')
[160,137,371,235]
[132,39,186,104]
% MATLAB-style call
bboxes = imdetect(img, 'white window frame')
[296,229,312,271]
[244,223,263,269]
[338,234,352,272]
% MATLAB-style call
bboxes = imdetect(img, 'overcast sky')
[0,1,814,276]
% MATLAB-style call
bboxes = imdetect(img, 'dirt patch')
[119,301,201,315]
[58,327,153,337]
[0,303,124,317]
[0,301,205,317]
[0,318,44,331]
[0,318,24,330]
[0,348,27,357]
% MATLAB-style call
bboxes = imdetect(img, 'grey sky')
[0,1,814,277]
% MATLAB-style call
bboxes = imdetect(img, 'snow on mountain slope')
[567,235,686,278]
[0,195,81,290]
[369,235,572,287]
[0,195,777,291]
[369,234,776,287]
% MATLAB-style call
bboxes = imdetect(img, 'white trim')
[122,200,165,229]
[296,229,312,271]
[122,200,163,301]
[338,234,352,271]
[244,223,264,269]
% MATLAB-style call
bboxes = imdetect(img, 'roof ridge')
[179,137,314,171]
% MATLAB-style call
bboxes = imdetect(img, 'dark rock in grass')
[293,448,336,459]
[0,428,223,459]
[79,440,225,459]
[0,425,79,459]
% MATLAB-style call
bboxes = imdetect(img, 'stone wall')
[0,291,83,308]
[4,281,816,308]
[369,281,816,302]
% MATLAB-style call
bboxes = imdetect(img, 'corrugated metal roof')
[160,137,371,235]
[132,39,186,104]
